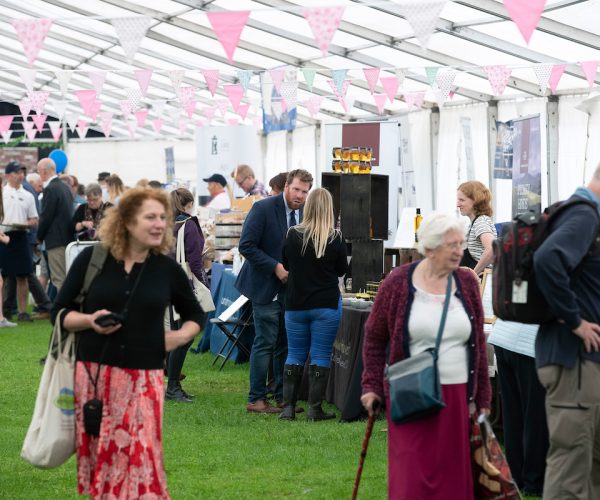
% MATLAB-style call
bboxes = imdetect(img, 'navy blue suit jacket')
[235,194,302,305]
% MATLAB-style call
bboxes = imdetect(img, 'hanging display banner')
[165,146,175,182]
[493,120,514,180]
[261,69,296,134]
[512,115,541,216]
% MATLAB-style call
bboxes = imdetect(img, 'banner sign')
[511,115,541,216]
[493,120,514,180]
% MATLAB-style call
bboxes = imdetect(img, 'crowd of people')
[3,155,600,499]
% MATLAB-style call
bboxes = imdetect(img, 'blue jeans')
[284,298,342,367]
[249,294,287,403]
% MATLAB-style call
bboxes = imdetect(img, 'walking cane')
[351,401,380,500]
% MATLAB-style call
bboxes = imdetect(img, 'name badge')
[512,281,528,304]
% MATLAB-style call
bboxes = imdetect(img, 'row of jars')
[332,146,373,162]
[332,160,371,174]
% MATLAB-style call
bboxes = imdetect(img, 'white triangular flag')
[66,112,79,133]
[88,71,106,94]
[17,69,36,93]
[55,71,72,95]
[398,1,447,48]
[52,100,68,120]
[111,16,151,64]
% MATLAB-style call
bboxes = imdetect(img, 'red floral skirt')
[74,362,169,499]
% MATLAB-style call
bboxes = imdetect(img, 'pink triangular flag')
[29,91,49,115]
[580,61,599,89]
[327,79,350,99]
[178,86,196,106]
[0,116,14,134]
[363,67,380,94]
[178,117,190,134]
[269,68,285,93]
[17,69,36,93]
[237,102,250,120]
[304,96,323,118]
[227,118,239,126]
[215,99,229,117]
[373,93,387,114]
[167,70,185,94]
[134,69,153,97]
[31,114,47,132]
[483,65,512,95]
[66,113,79,133]
[203,107,216,122]
[120,100,132,117]
[12,18,53,66]
[22,120,34,133]
[303,7,345,56]
[201,69,219,96]
[1,130,13,144]
[75,90,97,116]
[397,1,446,48]
[111,16,150,64]
[24,124,37,141]
[548,64,566,94]
[50,123,62,142]
[152,118,163,134]
[206,11,250,63]
[127,119,137,139]
[195,119,207,128]
[184,100,196,119]
[88,71,106,94]
[380,76,399,103]
[134,110,148,127]
[98,112,113,137]
[503,0,546,44]
[224,84,244,113]
[76,119,89,138]
[18,98,31,118]
[404,91,426,110]
[89,101,102,121]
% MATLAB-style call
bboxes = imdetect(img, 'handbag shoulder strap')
[434,274,453,354]
[74,244,108,305]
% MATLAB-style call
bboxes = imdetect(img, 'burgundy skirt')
[387,383,474,500]
[74,362,169,499]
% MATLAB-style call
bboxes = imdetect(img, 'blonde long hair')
[296,188,337,259]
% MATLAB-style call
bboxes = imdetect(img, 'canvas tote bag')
[21,309,75,468]
[176,221,215,313]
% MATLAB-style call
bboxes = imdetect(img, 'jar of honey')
[332,159,342,172]
[349,161,361,174]
[341,147,351,161]
[350,147,360,161]
[332,147,342,159]
[358,162,371,174]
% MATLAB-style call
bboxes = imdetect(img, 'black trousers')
[3,273,52,315]
[166,310,206,382]
[494,345,549,493]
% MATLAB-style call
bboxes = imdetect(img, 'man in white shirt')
[0,161,38,322]
[203,173,231,210]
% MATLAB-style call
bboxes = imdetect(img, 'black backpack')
[492,196,599,324]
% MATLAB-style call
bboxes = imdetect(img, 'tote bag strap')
[175,220,192,280]
[433,274,453,355]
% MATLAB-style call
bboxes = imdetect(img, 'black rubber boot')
[279,364,304,420]
[307,365,335,421]
[165,379,192,403]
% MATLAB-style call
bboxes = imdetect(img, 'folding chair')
[210,295,253,370]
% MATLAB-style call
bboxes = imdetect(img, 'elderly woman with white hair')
[361,213,491,500]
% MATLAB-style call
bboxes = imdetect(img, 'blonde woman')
[280,188,348,421]
[106,174,125,205]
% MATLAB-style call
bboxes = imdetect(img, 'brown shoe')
[246,400,281,414]
[276,401,304,413]
[31,311,50,321]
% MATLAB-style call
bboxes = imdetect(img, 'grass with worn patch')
[0,320,387,499]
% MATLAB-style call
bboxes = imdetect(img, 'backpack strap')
[74,244,109,305]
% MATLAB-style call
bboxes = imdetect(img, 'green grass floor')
[0,321,387,499]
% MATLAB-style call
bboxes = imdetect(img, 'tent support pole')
[486,101,498,216]
[430,108,440,210]
[546,96,559,205]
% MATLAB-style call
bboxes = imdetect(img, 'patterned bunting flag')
[31,114,47,132]
[236,70,252,94]
[12,18,53,66]
[126,87,142,111]
[532,63,553,93]
[483,65,512,95]
[203,107,216,122]
[404,91,426,110]
[397,1,447,48]
[328,79,350,99]
[435,68,457,101]
[119,100,132,117]
[98,112,113,137]
[88,71,106,94]
[301,68,317,91]
[178,117,189,134]
[363,67,380,94]
[168,70,185,95]
[201,69,219,96]
[30,91,49,115]
[184,99,196,119]
[215,99,229,117]
[279,81,298,110]
[18,98,32,118]
[425,67,439,86]
[304,96,323,118]
[111,16,151,64]
[303,7,345,56]
[134,69,153,97]
[206,11,250,63]
[331,69,348,95]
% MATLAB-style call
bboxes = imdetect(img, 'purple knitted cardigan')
[361,261,492,410]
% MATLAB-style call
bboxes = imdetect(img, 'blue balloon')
[49,149,68,174]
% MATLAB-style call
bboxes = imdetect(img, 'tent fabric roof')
[1,0,600,139]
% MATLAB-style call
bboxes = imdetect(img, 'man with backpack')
[533,164,600,500]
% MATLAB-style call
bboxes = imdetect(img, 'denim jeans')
[248,293,287,403]
[284,298,342,367]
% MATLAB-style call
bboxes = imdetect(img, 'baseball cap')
[5,161,25,175]
[97,171,111,182]
[203,173,227,187]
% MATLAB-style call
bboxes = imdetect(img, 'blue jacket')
[534,196,600,368]
[235,194,302,305]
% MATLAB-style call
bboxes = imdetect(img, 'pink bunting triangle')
[363,67,380,94]
[152,118,163,134]
[373,93,387,114]
[215,99,229,117]
[31,114,47,132]
[30,91,49,115]
[328,79,350,99]
[224,84,244,113]
[22,120,34,133]
[203,107,216,122]
[98,112,113,138]
[201,69,219,96]
[18,99,31,118]
[404,91,425,110]
[24,123,37,141]
[184,100,196,119]
[75,90,98,116]
[304,96,323,118]
[0,116,14,134]
[227,118,239,126]
[269,69,285,92]
[483,65,512,95]
[127,119,137,139]
[89,101,102,121]
[548,64,566,94]
[134,110,149,127]
[12,18,53,66]
[178,117,190,134]
[503,0,546,44]
[88,71,106,94]
[76,119,89,139]
[380,76,399,103]
[134,69,153,97]
[120,100,132,117]
[303,7,345,56]
[48,122,62,142]
[237,103,250,120]
[206,11,250,63]
[580,61,599,89]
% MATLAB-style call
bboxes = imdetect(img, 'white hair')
[26,172,41,184]
[416,213,465,254]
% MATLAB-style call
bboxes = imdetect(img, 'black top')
[51,246,204,369]
[38,177,74,249]
[282,229,348,310]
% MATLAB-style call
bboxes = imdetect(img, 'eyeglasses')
[236,176,248,187]
[440,241,467,251]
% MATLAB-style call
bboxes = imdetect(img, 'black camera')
[83,398,103,436]
[94,312,125,327]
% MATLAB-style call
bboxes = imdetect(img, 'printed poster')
[493,120,514,179]
[512,116,541,216]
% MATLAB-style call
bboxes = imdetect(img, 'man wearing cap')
[0,162,38,322]
[203,173,231,210]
